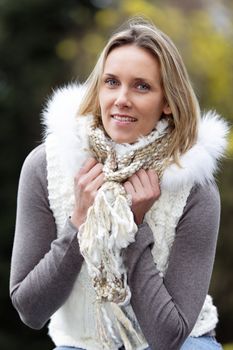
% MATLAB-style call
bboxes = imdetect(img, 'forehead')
[103,44,160,79]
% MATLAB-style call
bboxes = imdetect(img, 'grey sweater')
[10,144,221,350]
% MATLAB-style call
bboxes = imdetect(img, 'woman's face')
[98,44,171,144]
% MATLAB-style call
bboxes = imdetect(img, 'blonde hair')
[78,18,200,163]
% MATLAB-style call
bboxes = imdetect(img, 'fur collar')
[42,83,228,191]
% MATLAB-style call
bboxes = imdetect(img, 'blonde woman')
[10,19,228,350]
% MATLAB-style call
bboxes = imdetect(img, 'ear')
[163,102,171,115]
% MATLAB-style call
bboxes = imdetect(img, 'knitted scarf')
[77,117,173,348]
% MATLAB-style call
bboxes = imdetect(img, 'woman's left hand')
[123,169,160,225]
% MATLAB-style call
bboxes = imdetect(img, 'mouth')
[111,114,137,122]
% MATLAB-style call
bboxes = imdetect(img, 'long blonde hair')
[78,18,200,163]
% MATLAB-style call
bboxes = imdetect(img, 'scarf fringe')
[96,302,144,350]
[111,303,144,345]
[78,182,137,304]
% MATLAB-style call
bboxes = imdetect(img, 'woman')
[10,18,228,350]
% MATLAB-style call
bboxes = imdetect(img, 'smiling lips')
[111,114,137,123]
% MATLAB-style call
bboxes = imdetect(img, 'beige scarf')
[77,117,173,348]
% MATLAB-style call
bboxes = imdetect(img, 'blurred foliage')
[0,0,232,349]
[224,345,233,350]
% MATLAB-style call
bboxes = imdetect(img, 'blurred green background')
[0,0,232,349]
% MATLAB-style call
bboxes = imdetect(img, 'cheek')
[98,91,104,110]
[146,96,164,115]
[99,90,114,112]
[140,99,157,116]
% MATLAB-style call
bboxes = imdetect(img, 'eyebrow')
[103,73,155,84]
[103,73,119,78]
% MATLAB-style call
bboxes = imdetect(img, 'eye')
[104,78,119,88]
[136,82,150,91]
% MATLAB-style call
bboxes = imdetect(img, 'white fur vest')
[42,83,228,349]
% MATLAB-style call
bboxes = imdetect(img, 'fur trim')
[41,83,229,190]
[42,83,93,177]
[161,111,229,191]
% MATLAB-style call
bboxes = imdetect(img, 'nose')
[114,86,131,108]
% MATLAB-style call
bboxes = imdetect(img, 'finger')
[78,158,98,176]
[127,173,144,193]
[135,169,151,189]
[76,161,103,189]
[147,169,159,189]
[123,181,135,195]
[147,169,160,198]
[86,172,105,193]
[83,162,103,183]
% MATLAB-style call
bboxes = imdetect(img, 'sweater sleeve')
[10,144,84,330]
[122,181,220,350]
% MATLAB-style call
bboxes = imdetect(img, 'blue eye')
[137,82,150,91]
[105,78,119,87]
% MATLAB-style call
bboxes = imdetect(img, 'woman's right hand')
[70,158,104,229]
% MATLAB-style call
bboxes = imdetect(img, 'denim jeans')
[180,336,222,349]
[54,335,223,349]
